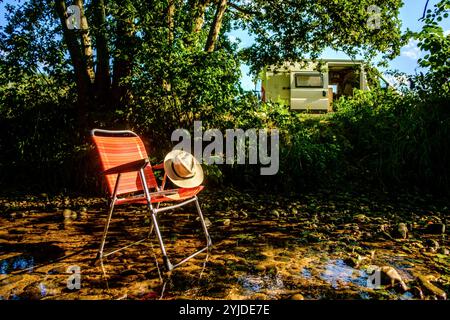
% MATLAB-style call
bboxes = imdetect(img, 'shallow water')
[0,192,448,300]
[320,259,368,289]
[0,255,35,274]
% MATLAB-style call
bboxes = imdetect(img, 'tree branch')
[205,0,228,52]
[228,2,258,16]
[420,0,430,20]
[93,0,110,101]
[75,0,95,83]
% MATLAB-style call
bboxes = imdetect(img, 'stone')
[291,293,304,300]
[410,286,424,299]
[223,219,231,226]
[204,217,212,228]
[425,223,445,234]
[396,223,408,239]
[265,264,278,275]
[344,254,362,268]
[80,211,88,219]
[254,265,266,273]
[378,266,408,292]
[21,283,44,300]
[252,293,268,300]
[354,214,368,223]
[63,209,72,219]
[425,239,440,252]
[270,210,280,218]
[416,274,447,300]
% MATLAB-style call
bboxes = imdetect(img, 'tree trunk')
[205,0,228,52]
[167,0,175,45]
[163,0,176,93]
[111,1,136,109]
[191,0,210,33]
[54,0,93,126]
[92,0,111,106]
[183,0,210,47]
[75,0,95,83]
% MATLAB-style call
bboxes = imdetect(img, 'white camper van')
[261,59,369,112]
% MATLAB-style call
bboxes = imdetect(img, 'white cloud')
[228,35,239,44]
[401,39,421,60]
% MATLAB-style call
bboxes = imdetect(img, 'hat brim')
[163,150,204,188]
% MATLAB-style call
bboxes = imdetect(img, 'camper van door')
[290,71,329,111]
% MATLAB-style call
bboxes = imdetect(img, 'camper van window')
[295,73,323,88]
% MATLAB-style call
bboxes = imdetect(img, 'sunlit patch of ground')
[0,189,448,300]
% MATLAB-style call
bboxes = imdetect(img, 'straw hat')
[163,150,204,188]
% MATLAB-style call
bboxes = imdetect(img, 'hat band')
[171,162,195,179]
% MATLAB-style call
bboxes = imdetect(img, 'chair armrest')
[152,163,165,170]
[102,158,149,175]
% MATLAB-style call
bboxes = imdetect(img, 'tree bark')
[205,0,228,52]
[167,0,175,44]
[54,0,92,125]
[163,0,176,92]
[93,0,111,105]
[191,0,210,34]
[111,1,136,108]
[75,0,95,83]
[183,0,210,47]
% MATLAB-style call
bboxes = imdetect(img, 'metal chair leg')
[195,196,213,247]
[139,168,174,271]
[149,208,174,271]
[95,199,115,262]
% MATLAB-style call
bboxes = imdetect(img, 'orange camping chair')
[91,129,212,271]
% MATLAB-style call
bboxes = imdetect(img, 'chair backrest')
[91,129,158,196]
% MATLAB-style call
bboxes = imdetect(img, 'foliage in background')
[0,0,449,195]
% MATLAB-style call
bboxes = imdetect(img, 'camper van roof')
[318,58,364,63]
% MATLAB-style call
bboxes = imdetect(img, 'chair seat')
[115,186,204,205]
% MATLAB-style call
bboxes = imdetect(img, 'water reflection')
[320,259,368,289]
[238,274,284,295]
[0,255,35,274]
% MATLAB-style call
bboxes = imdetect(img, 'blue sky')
[1,0,449,90]
[229,0,450,90]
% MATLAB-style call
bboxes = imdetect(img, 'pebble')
[354,214,368,223]
[204,217,212,228]
[425,223,445,234]
[396,223,408,239]
[254,265,266,273]
[425,239,440,252]
[21,283,44,300]
[416,274,447,300]
[63,209,72,219]
[270,210,280,218]
[377,266,408,291]
[291,293,304,300]
[265,264,278,275]
[410,286,424,299]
